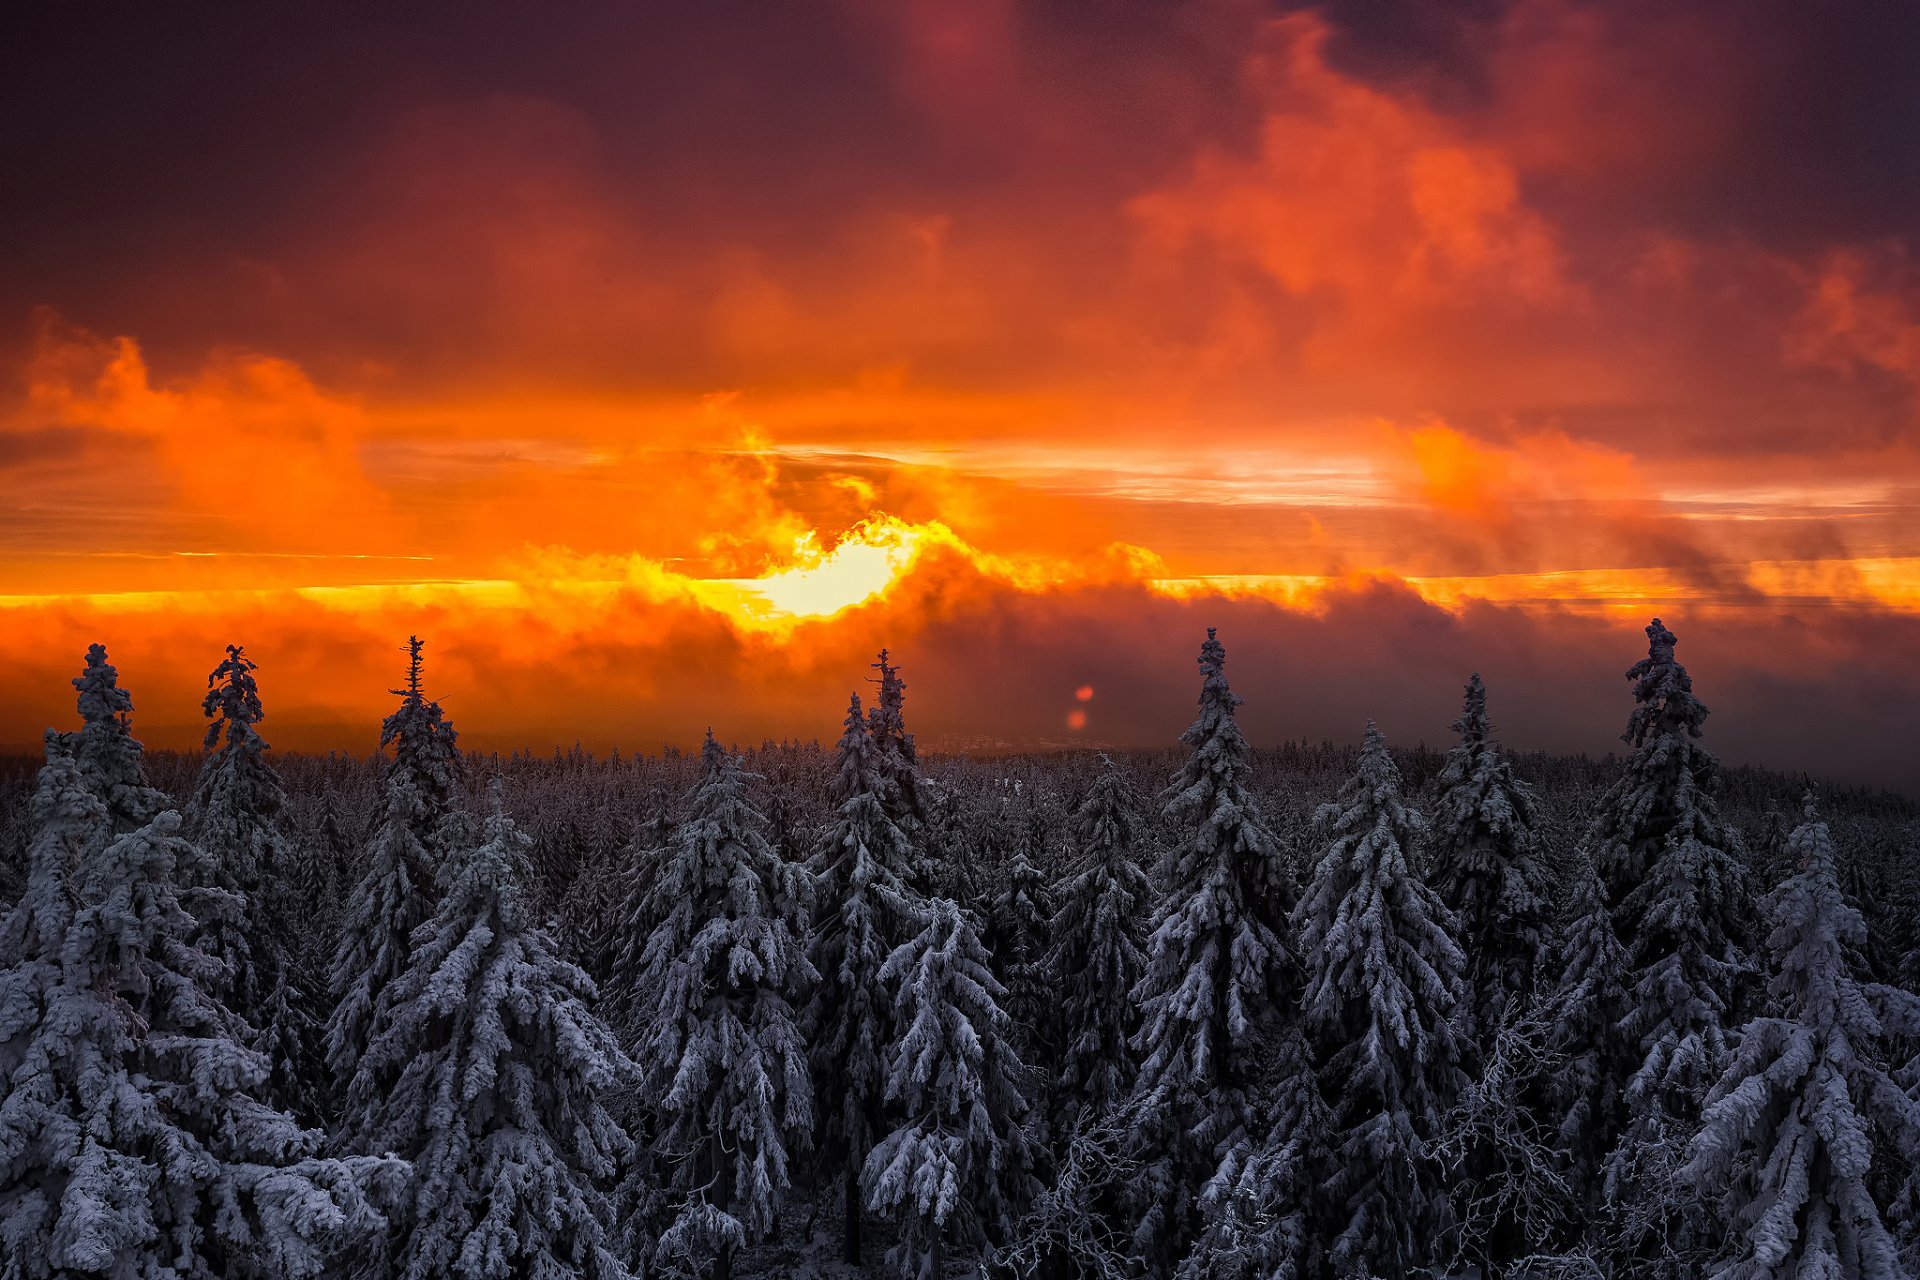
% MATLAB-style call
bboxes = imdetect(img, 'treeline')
[0,623,1917,1279]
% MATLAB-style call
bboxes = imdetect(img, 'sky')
[1,0,1916,784]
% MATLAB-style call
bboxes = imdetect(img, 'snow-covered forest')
[2,622,1918,1280]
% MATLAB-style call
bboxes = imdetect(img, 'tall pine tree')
[0,774,394,1278]
[808,693,923,1266]
[1047,756,1152,1125]
[1294,722,1467,1278]
[1682,798,1920,1279]
[325,638,460,1097]
[67,643,165,836]
[631,736,815,1280]
[1126,629,1293,1272]
[864,898,1036,1280]
[1599,619,1755,1275]
[351,783,636,1280]
[1426,673,1549,1044]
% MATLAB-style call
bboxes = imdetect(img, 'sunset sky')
[3,1,1916,783]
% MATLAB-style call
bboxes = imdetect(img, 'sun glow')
[702,520,928,625]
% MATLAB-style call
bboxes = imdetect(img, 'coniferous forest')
[2,622,1918,1280]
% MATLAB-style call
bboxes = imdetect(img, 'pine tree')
[986,832,1056,1072]
[1047,756,1152,1124]
[67,643,166,836]
[864,898,1036,1280]
[1427,673,1549,1044]
[0,795,394,1278]
[380,635,462,856]
[1597,620,1755,1274]
[1294,722,1467,1278]
[867,649,923,833]
[186,645,321,1118]
[352,783,636,1280]
[1683,799,1920,1280]
[631,735,815,1280]
[1589,618,1748,918]
[1126,629,1292,1272]
[324,641,459,1096]
[809,693,923,1267]
[1541,857,1632,1209]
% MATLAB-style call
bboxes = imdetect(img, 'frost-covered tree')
[1427,673,1549,1044]
[68,643,166,836]
[351,783,636,1280]
[325,770,439,1097]
[630,735,815,1280]
[1047,756,1152,1124]
[1294,722,1467,1278]
[867,648,923,834]
[1682,799,1920,1280]
[0,798,394,1279]
[986,836,1056,1070]
[1589,619,1749,919]
[0,735,106,1080]
[809,693,924,1266]
[1126,629,1292,1271]
[185,645,321,1117]
[1604,825,1753,1274]
[380,635,462,855]
[1597,624,1755,1274]
[865,898,1035,1280]
[1178,1025,1329,1280]
[325,641,460,1096]
[1541,857,1632,1206]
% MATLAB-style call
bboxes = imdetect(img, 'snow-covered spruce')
[629,735,815,1280]
[867,648,924,836]
[985,834,1057,1072]
[0,774,394,1279]
[864,897,1036,1280]
[1126,629,1293,1272]
[1588,618,1751,922]
[186,645,322,1118]
[1540,856,1632,1204]
[1046,755,1152,1124]
[1597,622,1755,1275]
[67,643,166,836]
[325,641,461,1096]
[349,783,636,1280]
[1177,1022,1328,1280]
[1294,721,1467,1278]
[1427,673,1550,1045]
[380,634,464,856]
[807,693,924,1267]
[1682,798,1920,1280]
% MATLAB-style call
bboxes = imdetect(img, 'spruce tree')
[867,648,923,834]
[351,783,636,1280]
[1126,629,1292,1271]
[380,635,462,856]
[1682,799,1920,1280]
[1427,673,1550,1044]
[67,643,165,836]
[1541,858,1632,1209]
[186,645,321,1117]
[809,693,923,1266]
[1294,722,1467,1278]
[0,790,394,1278]
[1047,756,1152,1124]
[325,640,459,1096]
[864,898,1035,1280]
[986,833,1056,1072]
[631,736,816,1280]
[1598,620,1755,1274]
[1589,618,1748,919]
